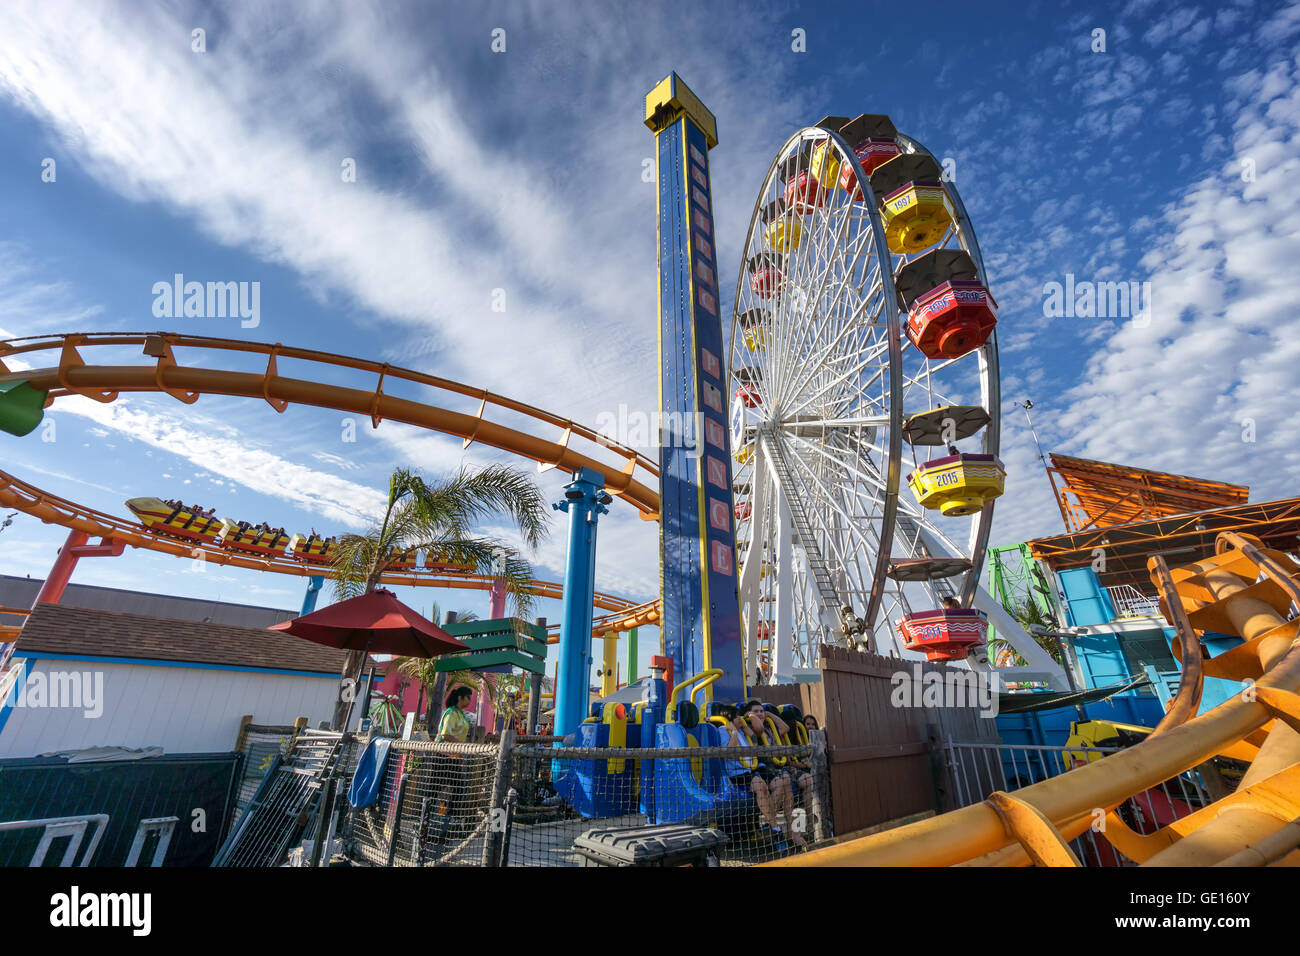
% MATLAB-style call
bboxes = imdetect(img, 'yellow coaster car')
[125,497,223,544]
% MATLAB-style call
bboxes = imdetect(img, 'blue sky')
[2,0,1298,678]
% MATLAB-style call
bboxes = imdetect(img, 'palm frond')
[327,463,549,624]
[407,465,550,552]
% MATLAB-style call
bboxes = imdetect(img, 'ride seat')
[674,700,700,730]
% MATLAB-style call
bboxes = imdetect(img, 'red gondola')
[906,280,998,360]
[897,608,988,662]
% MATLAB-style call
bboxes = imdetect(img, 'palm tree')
[329,464,548,729]
[988,597,1066,668]
[490,672,532,728]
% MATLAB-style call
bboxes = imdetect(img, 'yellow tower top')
[644,73,718,149]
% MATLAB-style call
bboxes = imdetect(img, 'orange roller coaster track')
[0,332,668,642]
[0,332,661,513]
[767,532,1300,867]
[0,467,640,637]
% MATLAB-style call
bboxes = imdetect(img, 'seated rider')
[759,702,815,811]
[721,700,806,847]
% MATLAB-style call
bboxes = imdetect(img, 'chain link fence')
[229,723,299,832]
[344,739,503,867]
[503,740,833,866]
[334,731,834,867]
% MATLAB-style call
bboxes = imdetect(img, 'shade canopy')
[270,588,468,659]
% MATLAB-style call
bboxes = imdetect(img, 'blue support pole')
[553,467,609,739]
[301,575,324,615]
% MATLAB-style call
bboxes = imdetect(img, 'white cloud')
[58,395,388,526]
[1049,54,1300,504]
[0,243,104,336]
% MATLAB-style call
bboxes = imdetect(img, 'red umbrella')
[271,589,469,730]
[270,587,468,658]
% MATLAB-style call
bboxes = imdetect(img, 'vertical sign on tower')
[645,74,745,704]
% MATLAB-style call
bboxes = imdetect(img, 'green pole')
[627,627,638,683]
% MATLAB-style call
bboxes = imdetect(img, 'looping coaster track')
[768,532,1300,867]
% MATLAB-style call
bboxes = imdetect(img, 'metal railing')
[941,741,1212,865]
[0,814,109,866]
[228,724,302,833]
[213,730,356,867]
[1105,584,1162,619]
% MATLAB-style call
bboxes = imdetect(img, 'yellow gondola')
[765,216,803,252]
[907,452,1005,517]
[880,182,953,254]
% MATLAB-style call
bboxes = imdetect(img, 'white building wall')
[0,657,349,758]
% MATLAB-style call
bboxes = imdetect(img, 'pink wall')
[372,665,486,728]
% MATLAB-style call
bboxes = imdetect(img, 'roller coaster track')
[768,531,1300,867]
[0,332,665,642]
[0,465,641,636]
[0,332,661,512]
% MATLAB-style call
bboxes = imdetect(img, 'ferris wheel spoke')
[781,342,891,421]
[769,227,873,403]
[787,426,882,475]
[777,432,888,568]
[898,352,970,392]
[780,414,891,430]
[784,429,890,492]
[766,174,851,404]
[775,302,888,414]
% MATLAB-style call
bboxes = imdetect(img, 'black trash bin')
[573,824,728,867]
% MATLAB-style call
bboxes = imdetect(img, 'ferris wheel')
[728,114,1004,683]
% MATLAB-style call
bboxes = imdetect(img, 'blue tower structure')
[645,74,745,706]
[300,574,325,615]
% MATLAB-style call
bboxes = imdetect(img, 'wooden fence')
[758,646,1002,834]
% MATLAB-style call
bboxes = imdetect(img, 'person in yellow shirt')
[436,686,474,742]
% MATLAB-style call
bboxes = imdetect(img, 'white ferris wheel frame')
[727,125,1067,690]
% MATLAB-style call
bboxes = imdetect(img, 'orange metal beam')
[0,331,665,628]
